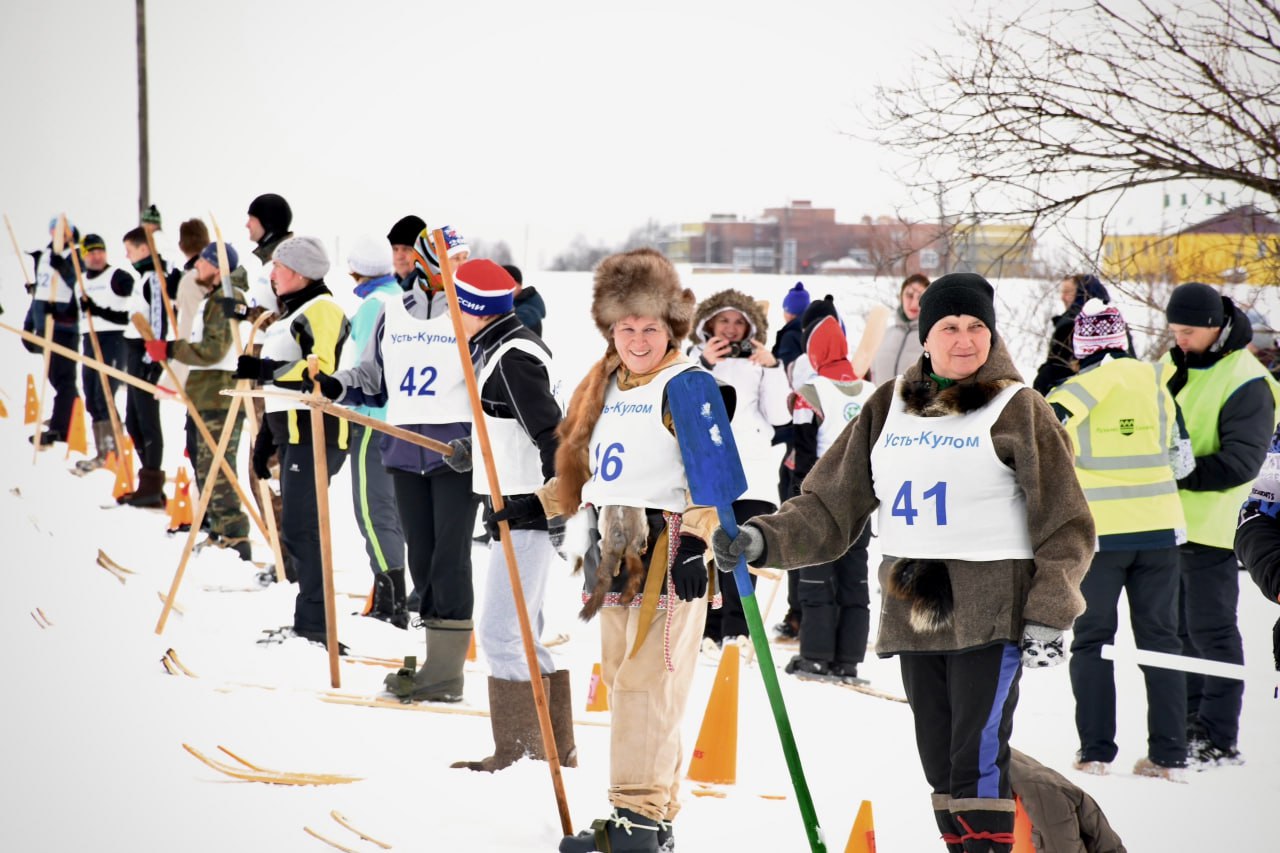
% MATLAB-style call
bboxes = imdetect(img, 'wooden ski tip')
[330,811,393,849]
[304,826,361,853]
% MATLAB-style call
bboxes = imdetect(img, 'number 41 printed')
[891,480,947,525]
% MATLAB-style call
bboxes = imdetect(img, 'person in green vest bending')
[1048,299,1195,781]
[1162,282,1280,769]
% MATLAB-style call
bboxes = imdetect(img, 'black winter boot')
[952,809,1014,853]
[451,676,547,771]
[934,808,963,853]
[363,569,409,629]
[123,467,166,508]
[559,808,660,853]
[548,669,578,768]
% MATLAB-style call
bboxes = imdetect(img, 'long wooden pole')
[154,313,271,635]
[131,313,272,546]
[210,213,286,582]
[2,319,164,395]
[31,216,68,461]
[66,237,129,468]
[431,229,572,835]
[3,214,33,286]
[307,355,342,688]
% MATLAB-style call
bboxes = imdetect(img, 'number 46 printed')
[891,480,947,525]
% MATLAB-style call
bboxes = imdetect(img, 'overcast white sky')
[0,0,989,270]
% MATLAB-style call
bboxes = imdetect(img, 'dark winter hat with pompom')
[918,272,997,343]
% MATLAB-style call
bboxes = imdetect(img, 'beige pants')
[600,594,708,823]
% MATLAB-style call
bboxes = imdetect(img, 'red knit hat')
[454,259,516,316]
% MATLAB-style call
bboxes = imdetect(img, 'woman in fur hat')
[687,288,791,646]
[713,273,1095,853]
[555,248,723,853]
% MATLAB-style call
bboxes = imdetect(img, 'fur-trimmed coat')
[750,338,1094,655]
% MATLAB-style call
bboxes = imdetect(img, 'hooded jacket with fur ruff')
[749,338,1094,655]
[688,288,768,346]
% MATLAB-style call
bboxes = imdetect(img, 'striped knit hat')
[454,259,516,316]
[1073,298,1128,358]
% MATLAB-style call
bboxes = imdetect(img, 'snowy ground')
[2,271,1278,851]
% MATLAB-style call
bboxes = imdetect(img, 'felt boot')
[451,676,547,771]
[548,668,578,768]
[122,467,166,508]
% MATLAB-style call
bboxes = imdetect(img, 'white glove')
[1020,623,1065,668]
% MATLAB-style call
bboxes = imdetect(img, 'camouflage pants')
[188,406,248,539]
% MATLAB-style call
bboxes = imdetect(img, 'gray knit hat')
[273,235,329,280]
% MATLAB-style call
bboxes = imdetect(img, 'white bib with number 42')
[871,380,1034,560]
[382,298,472,426]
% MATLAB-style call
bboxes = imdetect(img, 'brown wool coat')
[750,338,1094,654]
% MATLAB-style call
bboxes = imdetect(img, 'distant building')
[1102,204,1280,284]
[668,200,949,277]
[947,221,1038,279]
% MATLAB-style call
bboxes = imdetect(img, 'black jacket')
[512,287,546,337]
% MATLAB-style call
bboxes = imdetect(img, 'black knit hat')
[386,214,426,247]
[918,272,996,343]
[81,233,106,252]
[1166,282,1225,328]
[502,263,523,285]
[246,193,293,238]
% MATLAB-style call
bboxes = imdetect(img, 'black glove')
[711,523,764,573]
[251,421,276,480]
[312,371,343,400]
[79,295,96,314]
[218,297,249,320]
[443,437,472,473]
[671,534,709,601]
[484,494,546,539]
[234,354,283,382]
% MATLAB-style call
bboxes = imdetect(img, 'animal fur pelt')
[900,376,1020,418]
[580,505,649,620]
[589,248,696,341]
[886,558,954,633]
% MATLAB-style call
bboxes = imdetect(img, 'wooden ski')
[303,827,360,853]
[330,811,392,850]
[182,743,361,786]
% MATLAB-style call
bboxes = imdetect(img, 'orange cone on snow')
[686,642,739,784]
[585,661,609,712]
[111,436,137,499]
[167,467,193,531]
[1013,796,1034,852]
[0,397,8,419]
[24,374,39,424]
[843,799,876,853]
[467,630,477,662]
[64,398,88,458]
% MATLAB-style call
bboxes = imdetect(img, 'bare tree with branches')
[876,0,1280,231]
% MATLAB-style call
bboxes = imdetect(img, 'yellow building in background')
[1103,205,1280,284]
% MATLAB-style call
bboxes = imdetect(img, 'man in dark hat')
[1162,281,1280,769]
[386,214,426,291]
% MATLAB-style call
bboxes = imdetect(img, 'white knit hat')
[346,234,393,277]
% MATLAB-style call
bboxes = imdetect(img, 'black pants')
[778,460,801,627]
[82,330,124,424]
[391,468,476,621]
[1177,543,1244,748]
[900,643,1022,802]
[279,442,346,634]
[704,499,775,642]
[48,327,80,434]
[797,521,871,666]
[1069,547,1185,766]
[124,340,164,469]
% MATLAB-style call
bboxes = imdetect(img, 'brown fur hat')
[690,288,769,346]
[591,248,696,341]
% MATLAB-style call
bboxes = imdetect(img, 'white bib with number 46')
[382,297,471,426]
[871,379,1033,560]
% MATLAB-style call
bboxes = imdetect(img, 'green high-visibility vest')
[1049,358,1184,539]
[1161,348,1280,548]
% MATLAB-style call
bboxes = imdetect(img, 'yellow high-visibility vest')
[1049,358,1184,539]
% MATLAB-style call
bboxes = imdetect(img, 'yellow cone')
[24,374,39,424]
[64,397,88,458]
[687,643,739,784]
[844,800,875,853]
[585,661,609,712]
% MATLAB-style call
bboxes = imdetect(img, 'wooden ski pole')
[3,214,33,287]
[432,229,572,836]
[210,213,286,583]
[65,234,129,470]
[131,313,271,544]
[2,319,165,396]
[31,215,69,461]
[307,355,342,688]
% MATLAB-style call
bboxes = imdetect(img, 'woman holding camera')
[688,289,792,643]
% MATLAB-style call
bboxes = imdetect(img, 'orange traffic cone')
[843,800,876,853]
[687,642,739,784]
[64,397,88,458]
[167,467,193,532]
[0,397,8,419]
[111,436,137,499]
[585,661,609,712]
[467,630,477,662]
[24,374,38,424]
[1013,796,1034,852]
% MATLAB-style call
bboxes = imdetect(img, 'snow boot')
[559,808,661,853]
[29,429,65,447]
[952,809,1014,853]
[451,676,548,771]
[934,807,964,853]
[383,619,471,702]
[548,668,578,768]
[364,569,408,629]
[75,422,115,474]
[122,467,166,508]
